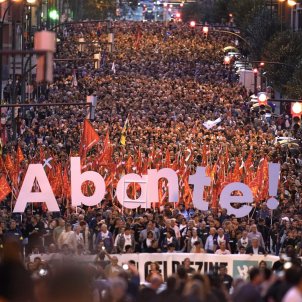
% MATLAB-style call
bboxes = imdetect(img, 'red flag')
[53,163,63,197]
[211,163,217,181]
[103,131,110,150]
[211,186,219,209]
[202,145,208,166]
[39,146,45,162]
[136,149,143,173]
[126,156,133,174]
[183,171,192,207]
[4,155,14,174]
[16,146,25,163]
[0,157,4,173]
[98,131,112,164]
[80,120,100,157]
[0,175,11,202]
[165,149,171,168]
[232,157,241,182]
[142,157,148,174]
[62,166,70,199]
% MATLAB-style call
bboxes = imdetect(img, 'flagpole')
[10,193,13,213]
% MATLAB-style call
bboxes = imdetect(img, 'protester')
[0,20,301,302]
[232,267,263,302]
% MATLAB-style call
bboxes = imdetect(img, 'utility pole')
[11,20,17,141]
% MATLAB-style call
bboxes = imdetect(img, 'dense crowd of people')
[2,240,302,302]
[0,20,302,301]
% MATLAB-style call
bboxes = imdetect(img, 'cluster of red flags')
[0,119,270,211]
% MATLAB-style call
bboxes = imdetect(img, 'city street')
[0,1,301,302]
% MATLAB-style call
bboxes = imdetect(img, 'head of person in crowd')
[249,267,264,286]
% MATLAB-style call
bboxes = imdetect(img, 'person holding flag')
[120,115,130,146]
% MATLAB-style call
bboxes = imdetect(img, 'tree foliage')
[82,0,116,20]
[67,0,138,20]
[228,0,266,29]
[181,0,232,23]
[181,2,206,23]
[285,64,302,99]
[243,8,280,60]
[212,0,232,23]
[262,31,302,95]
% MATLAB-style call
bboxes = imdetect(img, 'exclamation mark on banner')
[267,163,281,210]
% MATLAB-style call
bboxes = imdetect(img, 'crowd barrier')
[30,253,279,282]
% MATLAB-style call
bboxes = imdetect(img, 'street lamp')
[288,0,296,6]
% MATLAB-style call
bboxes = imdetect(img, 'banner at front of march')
[30,253,278,282]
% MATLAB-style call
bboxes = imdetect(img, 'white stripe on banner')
[30,253,279,282]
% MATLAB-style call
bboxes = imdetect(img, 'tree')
[182,2,205,23]
[262,31,302,94]
[243,8,280,60]
[212,0,232,23]
[182,0,231,23]
[284,64,302,99]
[82,0,116,20]
[229,0,266,29]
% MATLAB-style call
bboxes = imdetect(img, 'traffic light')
[203,26,209,37]
[258,92,268,115]
[49,9,59,20]
[291,102,302,132]
[224,56,231,65]
[190,21,196,28]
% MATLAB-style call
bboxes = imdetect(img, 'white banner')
[203,117,222,130]
[30,253,279,282]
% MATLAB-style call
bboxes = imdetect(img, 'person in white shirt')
[75,225,84,247]
[205,227,216,253]
[58,223,77,252]
[248,224,265,248]
[238,230,251,250]
[114,227,134,253]
[170,218,181,240]
[215,241,231,255]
